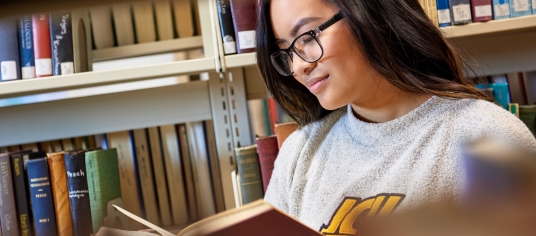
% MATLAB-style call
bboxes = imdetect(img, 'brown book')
[47,152,74,236]
[0,153,21,236]
[97,200,322,236]
[255,135,279,193]
[229,0,257,53]
[274,122,299,149]
[172,0,194,38]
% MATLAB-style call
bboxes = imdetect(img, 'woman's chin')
[318,98,346,111]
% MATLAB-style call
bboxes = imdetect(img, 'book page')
[113,205,175,236]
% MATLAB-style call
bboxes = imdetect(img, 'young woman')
[255,0,536,233]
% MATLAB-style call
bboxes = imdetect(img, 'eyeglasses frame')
[270,11,344,76]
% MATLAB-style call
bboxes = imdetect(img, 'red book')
[266,98,278,135]
[32,13,52,77]
[229,0,257,54]
[470,0,493,22]
[255,135,279,193]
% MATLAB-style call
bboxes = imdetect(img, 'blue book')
[493,0,512,19]
[26,158,58,236]
[64,150,93,236]
[216,0,237,54]
[490,83,510,109]
[510,0,532,17]
[0,17,21,82]
[19,16,35,79]
[449,0,473,24]
[49,12,74,76]
[437,0,452,27]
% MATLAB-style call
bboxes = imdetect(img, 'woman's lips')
[306,75,329,94]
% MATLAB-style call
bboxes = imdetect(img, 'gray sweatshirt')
[264,96,536,234]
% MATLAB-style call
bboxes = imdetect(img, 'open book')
[96,200,321,236]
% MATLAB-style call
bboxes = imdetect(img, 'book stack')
[0,11,92,82]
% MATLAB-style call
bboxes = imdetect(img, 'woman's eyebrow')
[290,17,321,37]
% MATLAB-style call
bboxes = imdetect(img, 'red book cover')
[229,0,257,54]
[267,97,279,135]
[470,0,493,22]
[255,135,279,193]
[32,13,52,77]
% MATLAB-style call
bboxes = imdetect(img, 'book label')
[438,9,451,24]
[238,30,256,50]
[475,5,493,17]
[513,0,529,11]
[1,61,17,81]
[495,4,511,16]
[453,4,472,21]
[35,58,52,76]
[22,66,35,79]
[60,62,74,75]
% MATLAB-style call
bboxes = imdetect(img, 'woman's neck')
[350,79,433,123]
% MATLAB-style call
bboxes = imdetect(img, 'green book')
[235,145,264,205]
[519,105,536,137]
[86,148,122,234]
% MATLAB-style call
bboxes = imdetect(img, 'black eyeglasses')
[270,11,343,76]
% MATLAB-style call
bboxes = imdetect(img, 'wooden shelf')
[0,0,136,17]
[0,57,215,98]
[93,36,204,62]
[442,15,536,38]
[224,53,257,68]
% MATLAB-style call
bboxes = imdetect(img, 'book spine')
[176,124,199,220]
[235,145,264,204]
[0,154,20,236]
[0,17,21,82]
[216,0,237,54]
[519,105,536,136]
[11,153,34,236]
[255,136,279,193]
[449,0,473,24]
[86,149,122,234]
[26,158,58,236]
[147,127,172,226]
[471,0,493,21]
[132,1,157,43]
[274,122,299,149]
[510,0,532,17]
[46,152,74,236]
[533,0,536,13]
[49,12,74,76]
[19,16,35,79]
[64,151,93,236]
[111,4,135,46]
[229,0,257,54]
[436,0,452,27]
[491,83,510,109]
[267,98,279,135]
[32,14,52,78]
[493,0,511,19]
[202,120,226,213]
[154,0,174,41]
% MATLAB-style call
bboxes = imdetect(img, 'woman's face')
[270,0,382,110]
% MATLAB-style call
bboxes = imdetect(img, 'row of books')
[233,122,298,207]
[0,11,91,82]
[419,0,535,27]
[247,97,294,143]
[0,120,225,235]
[216,0,257,54]
[90,0,200,49]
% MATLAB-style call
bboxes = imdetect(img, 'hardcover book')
[274,122,299,149]
[47,152,74,236]
[172,0,195,38]
[19,16,35,79]
[229,0,257,53]
[49,11,74,76]
[255,135,279,193]
[147,127,173,226]
[154,0,175,41]
[235,145,264,205]
[437,0,452,27]
[32,13,53,77]
[26,157,58,236]
[493,0,511,19]
[510,0,532,17]
[0,17,21,82]
[132,1,157,43]
[176,124,199,221]
[10,151,34,236]
[449,0,473,24]
[64,150,93,236]
[111,3,135,46]
[519,105,536,136]
[86,148,122,234]
[202,120,226,213]
[0,153,21,236]
[471,0,493,21]
[216,0,237,54]
[89,6,114,49]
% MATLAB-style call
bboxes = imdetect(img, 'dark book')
[255,135,279,193]
[216,0,237,55]
[235,145,264,205]
[64,150,93,236]
[0,153,21,236]
[437,0,452,27]
[471,0,493,21]
[0,17,21,82]
[32,13,52,78]
[10,151,35,236]
[519,105,536,137]
[26,157,58,236]
[229,0,257,54]
[19,15,35,79]
[49,12,74,76]
[449,0,473,25]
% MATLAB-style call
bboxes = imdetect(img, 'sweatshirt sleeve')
[263,128,308,213]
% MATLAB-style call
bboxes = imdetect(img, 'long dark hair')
[256,0,493,126]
